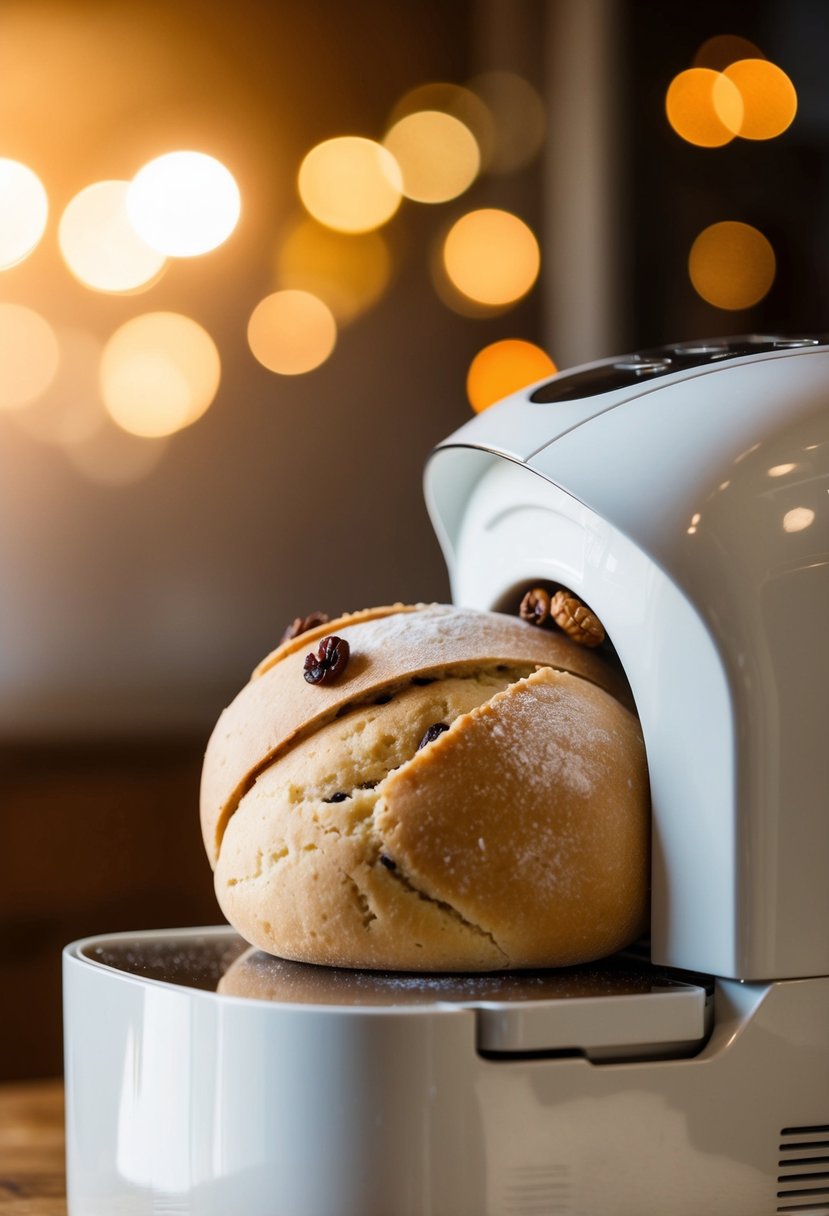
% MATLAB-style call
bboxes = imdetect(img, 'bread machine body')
[63,336,829,1216]
[426,335,829,983]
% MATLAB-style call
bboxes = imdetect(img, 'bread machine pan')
[64,335,829,1214]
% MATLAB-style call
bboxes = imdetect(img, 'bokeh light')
[0,304,59,409]
[9,326,168,485]
[388,82,495,167]
[277,218,391,323]
[247,290,337,375]
[468,71,546,174]
[383,111,479,203]
[466,339,556,413]
[0,160,49,269]
[64,419,168,487]
[693,35,765,71]
[8,329,103,446]
[431,245,502,318]
[100,312,220,437]
[688,221,776,310]
[59,180,167,292]
[127,151,241,256]
[665,68,743,146]
[722,59,797,140]
[298,137,402,233]
[443,209,540,307]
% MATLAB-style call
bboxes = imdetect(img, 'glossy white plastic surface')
[63,928,829,1216]
[477,980,708,1056]
[425,345,829,980]
[438,457,738,978]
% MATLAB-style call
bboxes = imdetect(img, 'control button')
[769,337,820,348]
[670,342,730,356]
[612,356,672,375]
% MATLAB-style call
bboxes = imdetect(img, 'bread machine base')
[63,926,829,1215]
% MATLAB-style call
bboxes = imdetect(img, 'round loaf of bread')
[201,603,649,971]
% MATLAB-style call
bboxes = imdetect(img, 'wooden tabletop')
[0,1079,66,1214]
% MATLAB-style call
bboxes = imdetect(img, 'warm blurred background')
[0,0,825,1078]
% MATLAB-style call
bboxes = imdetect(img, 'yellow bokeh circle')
[723,59,797,140]
[298,137,402,233]
[388,83,495,167]
[59,180,166,293]
[383,111,479,203]
[277,219,390,323]
[665,68,743,146]
[468,70,546,175]
[8,328,103,447]
[100,312,221,437]
[127,151,241,257]
[248,290,337,375]
[688,221,776,310]
[693,35,765,72]
[443,209,540,307]
[467,339,556,413]
[65,421,168,487]
[0,160,49,270]
[0,303,60,409]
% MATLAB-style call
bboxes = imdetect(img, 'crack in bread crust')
[366,838,509,964]
[219,671,528,882]
[202,603,631,868]
[213,664,537,859]
[339,870,378,930]
[214,670,538,967]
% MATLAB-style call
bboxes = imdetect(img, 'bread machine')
[63,334,829,1215]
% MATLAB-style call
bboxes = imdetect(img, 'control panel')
[530,334,825,404]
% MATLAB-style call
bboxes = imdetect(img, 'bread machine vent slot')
[502,1163,572,1214]
[778,1126,829,1213]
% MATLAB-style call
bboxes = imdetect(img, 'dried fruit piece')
[280,611,329,645]
[417,722,449,750]
[303,635,351,685]
[550,590,606,648]
[519,587,551,626]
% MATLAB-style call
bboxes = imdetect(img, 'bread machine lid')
[76,926,712,1061]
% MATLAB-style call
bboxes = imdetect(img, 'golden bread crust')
[208,643,649,971]
[200,603,627,863]
[377,668,649,967]
[213,672,527,969]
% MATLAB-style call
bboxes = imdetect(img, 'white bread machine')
[63,334,829,1215]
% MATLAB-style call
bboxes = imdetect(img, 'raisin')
[303,635,350,685]
[417,722,449,750]
[280,612,329,645]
